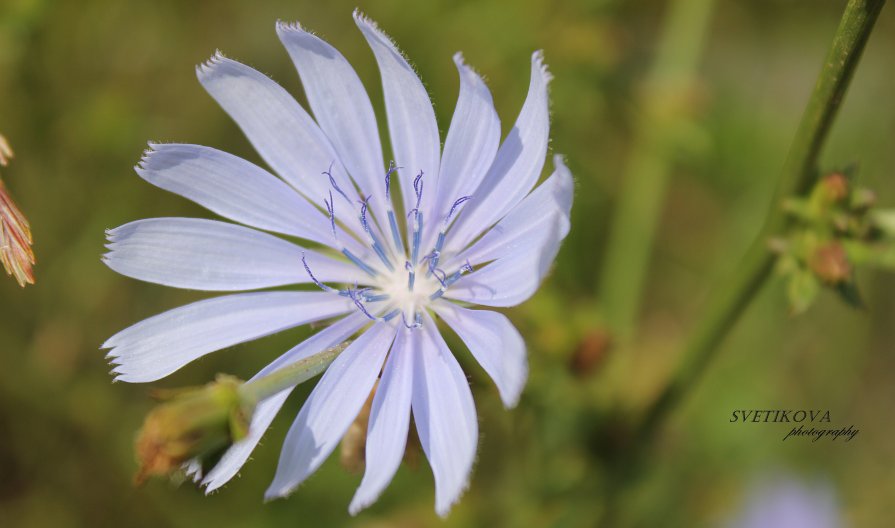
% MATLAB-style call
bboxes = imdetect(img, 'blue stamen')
[324,191,337,239]
[347,285,377,321]
[358,195,372,232]
[433,267,447,287]
[405,260,415,290]
[363,293,390,302]
[426,234,445,276]
[323,162,352,205]
[428,261,474,301]
[301,253,337,293]
[358,195,394,271]
[388,210,404,254]
[413,171,424,210]
[411,213,423,264]
[383,309,401,321]
[423,249,442,279]
[404,172,425,223]
[371,240,393,271]
[384,162,406,254]
[342,249,378,277]
[384,161,398,201]
[402,172,425,265]
[446,196,472,224]
[402,311,422,329]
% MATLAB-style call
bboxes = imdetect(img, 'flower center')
[302,163,474,329]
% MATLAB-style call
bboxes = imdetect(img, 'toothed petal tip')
[196,50,227,76]
[275,19,304,33]
[531,50,553,82]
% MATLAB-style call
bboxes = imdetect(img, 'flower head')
[103,11,572,516]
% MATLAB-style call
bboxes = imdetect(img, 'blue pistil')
[324,191,337,240]
[323,162,352,205]
[408,171,425,267]
[427,196,471,276]
[302,253,338,293]
[347,283,378,321]
[310,162,476,330]
[429,261,474,300]
[402,311,422,329]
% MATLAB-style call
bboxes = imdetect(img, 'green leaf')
[842,240,895,270]
[787,268,820,315]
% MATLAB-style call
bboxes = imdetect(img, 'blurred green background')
[1,0,894,526]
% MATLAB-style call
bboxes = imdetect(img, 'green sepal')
[835,278,864,309]
[787,268,820,315]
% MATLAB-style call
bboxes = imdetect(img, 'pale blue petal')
[202,312,369,492]
[445,215,564,307]
[104,218,364,291]
[423,53,500,248]
[349,326,414,514]
[412,313,477,517]
[445,52,552,253]
[265,322,396,500]
[433,302,527,408]
[276,22,391,239]
[452,155,573,267]
[355,11,440,217]
[196,53,359,215]
[104,292,353,382]
[136,143,364,254]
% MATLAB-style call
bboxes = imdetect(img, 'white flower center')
[377,262,441,314]
[303,164,476,329]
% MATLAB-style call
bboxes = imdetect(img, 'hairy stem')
[635,0,886,444]
[238,342,349,407]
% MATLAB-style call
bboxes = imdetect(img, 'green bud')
[134,374,251,484]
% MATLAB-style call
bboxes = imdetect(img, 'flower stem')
[634,0,886,444]
[237,342,349,407]
[598,0,715,340]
